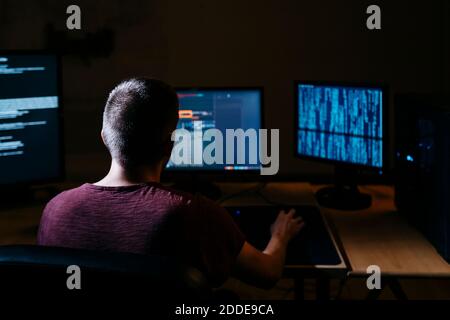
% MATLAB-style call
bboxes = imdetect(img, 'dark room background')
[1,0,449,182]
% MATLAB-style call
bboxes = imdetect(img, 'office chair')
[0,245,211,299]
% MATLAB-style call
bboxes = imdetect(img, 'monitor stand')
[170,177,222,200]
[315,166,372,211]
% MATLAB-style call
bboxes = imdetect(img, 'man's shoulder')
[44,182,223,215]
[45,184,91,210]
[144,184,226,219]
[155,185,222,213]
[147,184,219,207]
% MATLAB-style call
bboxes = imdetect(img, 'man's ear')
[100,129,106,145]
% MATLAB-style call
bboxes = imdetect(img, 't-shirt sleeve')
[192,195,245,286]
[36,196,59,246]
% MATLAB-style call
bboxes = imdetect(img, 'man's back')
[35,78,303,289]
[37,183,245,286]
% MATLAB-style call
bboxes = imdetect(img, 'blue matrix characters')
[297,84,383,168]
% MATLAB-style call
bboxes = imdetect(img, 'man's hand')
[234,208,305,288]
[270,209,305,245]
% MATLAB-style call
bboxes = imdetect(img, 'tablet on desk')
[225,205,347,272]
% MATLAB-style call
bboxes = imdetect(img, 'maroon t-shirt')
[37,183,245,286]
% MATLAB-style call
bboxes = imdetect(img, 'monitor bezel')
[294,80,389,172]
[162,86,265,182]
[0,50,65,188]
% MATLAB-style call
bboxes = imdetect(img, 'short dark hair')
[102,78,179,168]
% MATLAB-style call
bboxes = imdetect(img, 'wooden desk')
[6,183,448,276]
[220,182,450,278]
[1,182,449,299]
[314,185,450,278]
[0,204,43,246]
[220,182,450,299]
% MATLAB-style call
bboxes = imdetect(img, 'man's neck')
[94,160,162,187]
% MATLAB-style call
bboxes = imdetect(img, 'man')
[38,78,304,287]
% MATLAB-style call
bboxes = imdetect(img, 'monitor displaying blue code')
[297,83,383,168]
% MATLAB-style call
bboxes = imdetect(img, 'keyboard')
[225,205,342,266]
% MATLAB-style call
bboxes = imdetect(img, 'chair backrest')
[0,245,211,299]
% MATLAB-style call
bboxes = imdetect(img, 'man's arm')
[233,209,304,288]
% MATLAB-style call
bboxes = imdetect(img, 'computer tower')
[394,94,450,262]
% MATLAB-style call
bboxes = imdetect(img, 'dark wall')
[1,0,449,182]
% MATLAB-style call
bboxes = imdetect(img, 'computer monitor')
[164,87,263,197]
[166,87,263,172]
[0,52,63,187]
[295,81,387,210]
